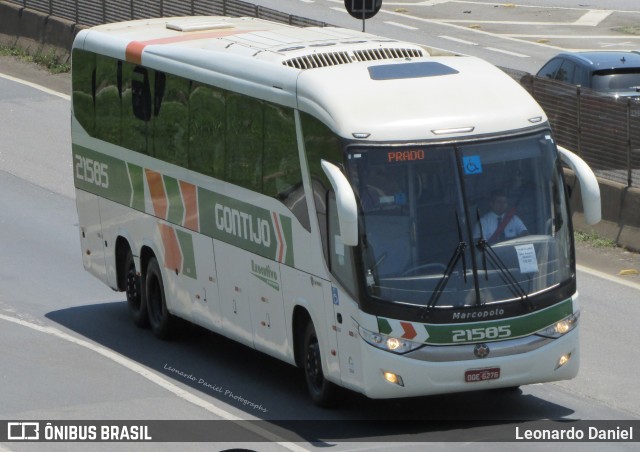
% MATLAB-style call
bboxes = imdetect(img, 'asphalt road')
[248,0,640,73]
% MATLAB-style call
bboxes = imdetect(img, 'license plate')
[465,367,501,383]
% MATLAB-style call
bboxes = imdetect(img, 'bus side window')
[94,54,121,144]
[188,82,225,179]
[131,66,151,122]
[121,62,149,154]
[300,112,343,264]
[153,73,189,167]
[225,92,264,192]
[263,103,310,231]
[71,48,96,137]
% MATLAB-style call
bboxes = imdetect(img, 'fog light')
[556,353,572,370]
[383,371,404,387]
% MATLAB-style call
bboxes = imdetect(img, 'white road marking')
[484,47,530,58]
[577,264,640,291]
[0,312,308,452]
[574,10,613,26]
[505,35,640,40]
[439,35,479,46]
[378,8,567,51]
[0,72,70,100]
[385,21,419,30]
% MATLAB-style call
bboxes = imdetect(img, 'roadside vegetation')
[574,230,617,248]
[0,44,70,73]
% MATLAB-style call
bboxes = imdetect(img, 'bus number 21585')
[451,325,511,343]
[75,155,109,189]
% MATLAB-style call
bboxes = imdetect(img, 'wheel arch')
[292,305,312,368]
[115,236,133,291]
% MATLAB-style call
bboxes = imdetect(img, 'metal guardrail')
[5,0,327,28]
[6,1,639,187]
[509,69,639,188]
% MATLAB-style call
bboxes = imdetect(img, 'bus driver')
[475,190,528,243]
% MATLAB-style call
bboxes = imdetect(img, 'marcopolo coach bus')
[71,16,601,406]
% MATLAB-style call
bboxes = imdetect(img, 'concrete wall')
[0,2,84,62]
[566,172,640,252]
[1,3,639,251]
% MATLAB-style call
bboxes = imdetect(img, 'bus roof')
[74,16,547,141]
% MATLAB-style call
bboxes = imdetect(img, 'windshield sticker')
[463,155,483,175]
[515,244,539,274]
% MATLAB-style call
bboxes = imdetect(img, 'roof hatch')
[166,21,234,32]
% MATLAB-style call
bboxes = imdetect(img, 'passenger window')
[301,112,344,261]
[94,55,121,144]
[71,49,96,136]
[131,66,151,122]
[263,104,310,231]
[556,60,576,83]
[538,58,562,80]
[121,62,149,154]
[226,93,264,192]
[153,73,189,167]
[189,83,226,179]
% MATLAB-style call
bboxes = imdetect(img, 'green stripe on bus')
[198,187,294,266]
[422,299,573,345]
[176,229,197,280]
[376,298,574,345]
[74,145,294,267]
[127,163,145,212]
[163,175,184,224]
[73,144,131,206]
[378,318,392,335]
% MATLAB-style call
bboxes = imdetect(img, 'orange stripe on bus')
[180,181,199,232]
[272,212,285,263]
[159,224,182,273]
[125,41,145,65]
[145,169,168,220]
[124,30,257,65]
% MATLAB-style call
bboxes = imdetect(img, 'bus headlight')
[536,312,580,338]
[358,325,423,354]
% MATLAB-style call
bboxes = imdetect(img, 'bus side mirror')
[321,160,359,246]
[557,146,601,225]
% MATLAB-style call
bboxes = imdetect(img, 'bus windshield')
[346,131,572,308]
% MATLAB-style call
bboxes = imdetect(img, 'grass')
[0,45,70,74]
[574,230,617,248]
[614,26,640,36]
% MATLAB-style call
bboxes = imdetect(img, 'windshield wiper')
[419,213,467,320]
[475,209,532,309]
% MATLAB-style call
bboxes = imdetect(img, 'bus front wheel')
[303,322,340,407]
[145,257,174,339]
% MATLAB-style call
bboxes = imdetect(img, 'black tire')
[303,322,340,408]
[125,251,148,328]
[145,256,174,339]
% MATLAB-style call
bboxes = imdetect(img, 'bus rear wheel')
[145,256,174,339]
[125,251,148,328]
[303,322,340,408]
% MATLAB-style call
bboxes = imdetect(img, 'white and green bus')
[72,16,601,406]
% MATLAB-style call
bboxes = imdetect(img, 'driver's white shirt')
[474,211,527,240]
